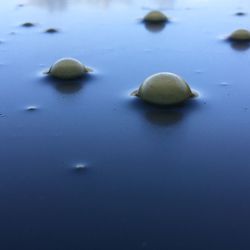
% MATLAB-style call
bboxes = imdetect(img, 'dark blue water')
[1,0,250,249]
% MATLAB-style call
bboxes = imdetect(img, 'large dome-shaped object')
[132,72,197,105]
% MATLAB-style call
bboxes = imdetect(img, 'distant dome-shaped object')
[235,12,247,16]
[143,10,168,23]
[21,22,35,27]
[228,29,250,41]
[45,28,59,33]
[48,58,92,80]
[131,72,197,105]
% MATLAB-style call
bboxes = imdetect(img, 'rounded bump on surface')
[45,28,59,33]
[21,22,35,27]
[143,11,168,23]
[133,72,197,106]
[228,29,250,42]
[49,58,91,80]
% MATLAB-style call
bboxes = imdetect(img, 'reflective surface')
[1,0,250,249]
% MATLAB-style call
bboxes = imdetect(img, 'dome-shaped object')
[48,58,92,80]
[132,72,197,105]
[45,28,58,33]
[228,29,250,41]
[143,10,168,23]
[235,12,247,16]
[21,22,35,27]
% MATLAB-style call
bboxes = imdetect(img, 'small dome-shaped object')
[48,58,91,80]
[228,29,250,41]
[132,72,197,105]
[45,28,58,33]
[235,12,246,16]
[21,22,35,27]
[143,10,168,23]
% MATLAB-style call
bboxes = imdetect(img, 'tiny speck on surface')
[194,69,203,74]
[219,82,230,86]
[21,22,35,27]
[74,163,87,170]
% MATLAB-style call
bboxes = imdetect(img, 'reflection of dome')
[54,82,83,94]
[145,110,183,126]
[144,22,166,33]
[230,41,250,51]
[129,95,199,128]
[42,72,94,95]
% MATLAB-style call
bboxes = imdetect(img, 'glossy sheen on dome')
[134,72,196,105]
[49,58,89,80]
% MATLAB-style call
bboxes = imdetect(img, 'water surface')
[1,0,250,249]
